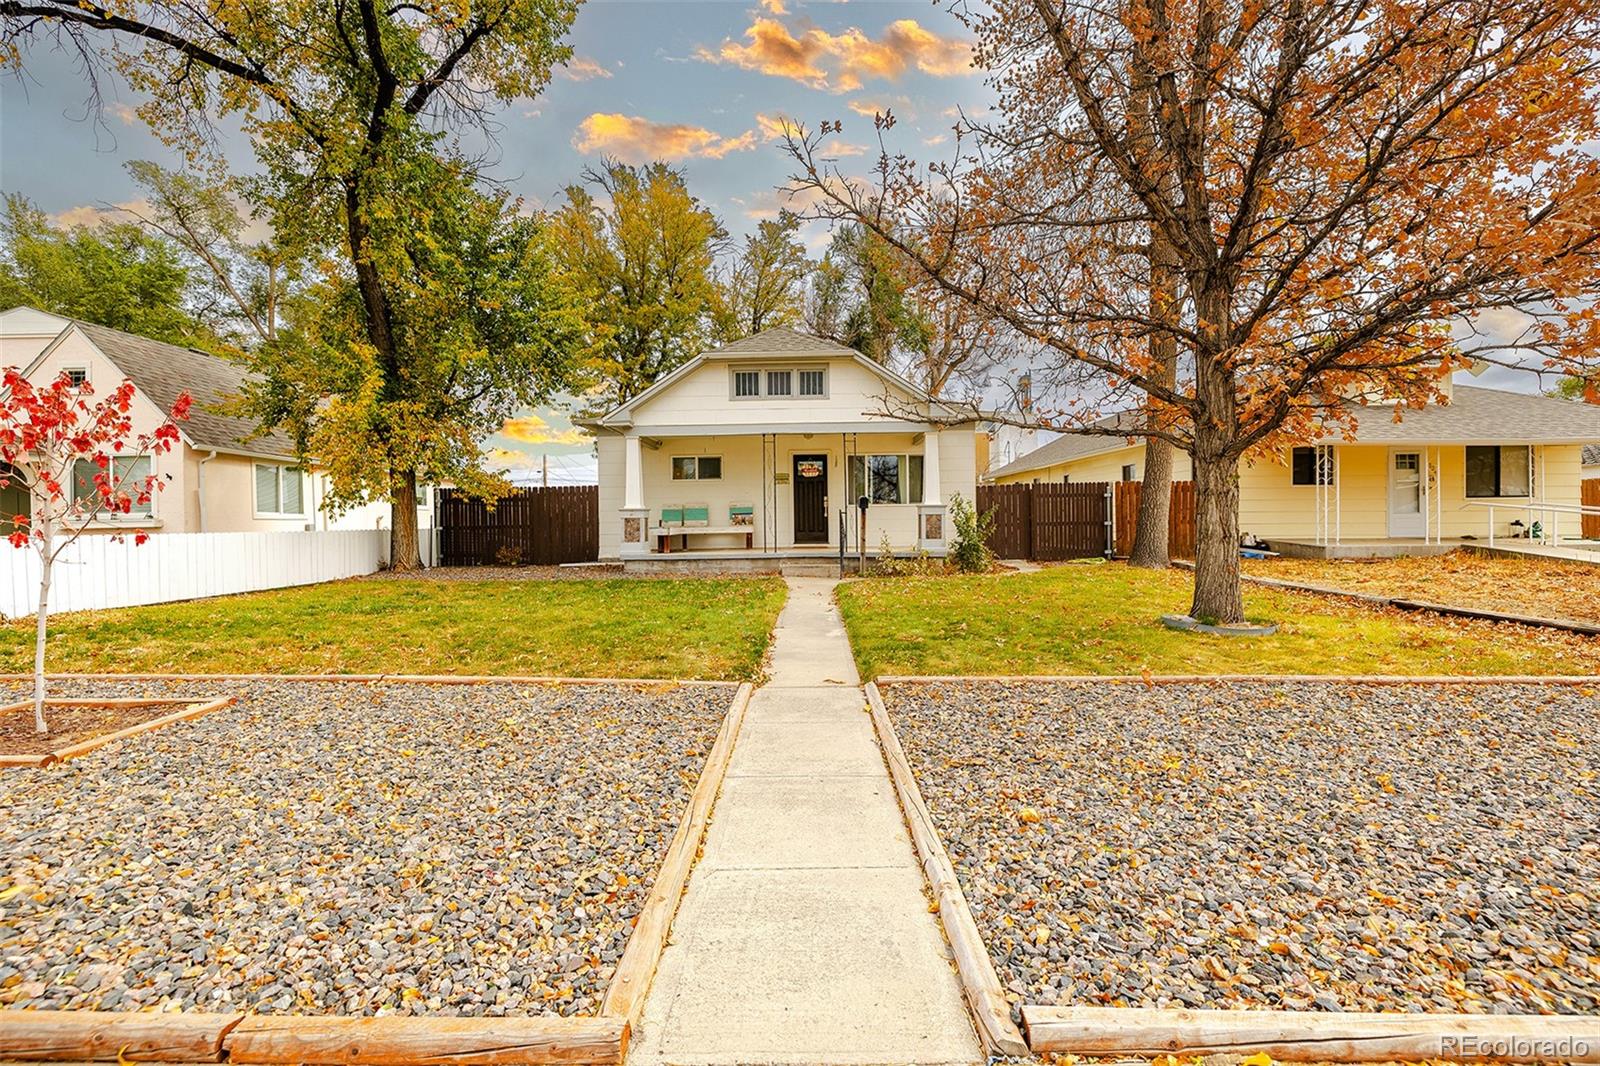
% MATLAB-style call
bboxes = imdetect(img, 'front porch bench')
[653,504,756,552]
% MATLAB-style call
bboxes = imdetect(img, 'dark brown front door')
[793,454,829,544]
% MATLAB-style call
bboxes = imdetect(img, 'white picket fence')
[0,529,415,617]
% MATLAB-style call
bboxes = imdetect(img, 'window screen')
[734,370,760,397]
[767,370,792,396]
[799,370,825,396]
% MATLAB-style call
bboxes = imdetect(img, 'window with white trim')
[671,456,722,480]
[71,456,154,519]
[254,462,306,516]
[64,368,88,387]
[1465,445,1530,498]
[1291,446,1335,486]
[847,454,924,504]
[730,366,826,399]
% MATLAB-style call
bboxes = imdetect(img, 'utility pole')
[542,454,549,488]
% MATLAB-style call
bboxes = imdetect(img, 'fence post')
[1103,485,1114,558]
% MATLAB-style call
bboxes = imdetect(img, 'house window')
[1465,445,1531,498]
[1291,446,1334,486]
[64,368,88,387]
[848,454,924,504]
[254,462,306,516]
[1121,463,1136,482]
[766,370,792,397]
[71,456,154,519]
[799,369,825,396]
[733,370,760,398]
[671,456,722,481]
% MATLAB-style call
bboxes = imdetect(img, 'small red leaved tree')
[0,369,190,734]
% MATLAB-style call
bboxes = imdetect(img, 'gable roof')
[34,319,296,459]
[584,325,953,428]
[990,384,1600,478]
[711,326,860,357]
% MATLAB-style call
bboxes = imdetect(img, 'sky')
[0,0,994,483]
[0,3,1571,484]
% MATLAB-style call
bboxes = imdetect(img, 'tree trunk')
[32,552,51,735]
[1128,437,1173,568]
[1189,448,1243,623]
[1188,282,1245,624]
[390,468,422,571]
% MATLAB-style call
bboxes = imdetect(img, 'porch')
[1265,443,1597,556]
[604,426,975,562]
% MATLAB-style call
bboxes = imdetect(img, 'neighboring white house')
[0,307,430,536]
[580,327,979,562]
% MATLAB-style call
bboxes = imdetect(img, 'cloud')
[697,15,972,92]
[760,0,788,12]
[573,113,759,162]
[49,199,151,229]
[500,414,591,447]
[755,112,801,141]
[817,139,867,157]
[558,56,613,81]
[923,133,947,146]
[107,101,140,125]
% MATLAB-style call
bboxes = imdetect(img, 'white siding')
[628,357,922,428]
[0,530,391,617]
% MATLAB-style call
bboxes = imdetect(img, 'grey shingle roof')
[711,326,860,357]
[71,321,295,458]
[1336,386,1600,444]
[989,385,1600,478]
[1581,443,1599,468]
[987,411,1147,479]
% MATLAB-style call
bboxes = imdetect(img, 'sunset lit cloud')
[558,56,613,81]
[573,113,758,162]
[697,15,972,93]
[500,414,591,447]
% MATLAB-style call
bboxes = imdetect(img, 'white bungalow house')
[0,306,428,536]
[581,327,979,565]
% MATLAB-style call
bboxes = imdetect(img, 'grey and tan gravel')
[0,678,730,1016]
[885,680,1600,1018]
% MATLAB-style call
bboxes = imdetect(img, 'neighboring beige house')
[989,380,1600,549]
[581,327,979,563]
[0,307,426,535]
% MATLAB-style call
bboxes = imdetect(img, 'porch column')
[620,434,649,557]
[918,429,947,552]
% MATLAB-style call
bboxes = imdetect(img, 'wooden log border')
[599,681,754,1027]
[1,696,235,769]
[878,673,1599,685]
[0,1011,626,1065]
[1020,1005,1600,1064]
[0,673,735,687]
[863,681,1030,1058]
[1175,560,1600,636]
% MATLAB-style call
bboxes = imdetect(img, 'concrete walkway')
[627,578,982,1066]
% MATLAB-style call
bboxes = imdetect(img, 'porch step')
[780,559,842,578]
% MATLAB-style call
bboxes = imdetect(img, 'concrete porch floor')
[1271,537,1600,563]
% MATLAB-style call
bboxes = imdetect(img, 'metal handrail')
[1458,498,1600,547]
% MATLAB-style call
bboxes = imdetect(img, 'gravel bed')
[886,680,1600,1017]
[0,678,731,1016]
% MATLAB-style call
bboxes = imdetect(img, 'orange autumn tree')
[789,0,1600,623]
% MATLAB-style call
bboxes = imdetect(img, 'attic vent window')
[64,368,87,387]
[730,365,826,399]
[734,370,760,397]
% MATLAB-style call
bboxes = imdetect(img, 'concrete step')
[779,560,841,578]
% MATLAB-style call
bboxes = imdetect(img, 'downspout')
[197,450,218,532]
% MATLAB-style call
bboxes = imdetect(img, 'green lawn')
[2,577,788,680]
[837,563,1600,678]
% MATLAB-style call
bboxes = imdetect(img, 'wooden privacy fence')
[976,482,1111,560]
[438,486,598,566]
[1113,480,1197,560]
[1585,478,1600,540]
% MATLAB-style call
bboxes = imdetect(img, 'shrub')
[948,492,995,573]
